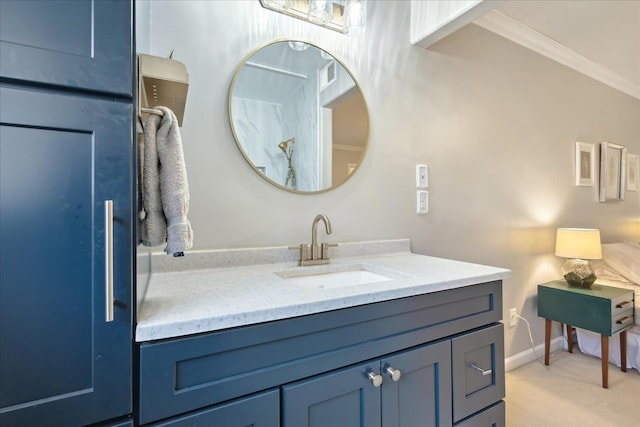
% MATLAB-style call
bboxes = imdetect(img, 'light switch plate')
[416,164,428,188]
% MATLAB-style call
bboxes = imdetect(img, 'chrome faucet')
[290,214,337,266]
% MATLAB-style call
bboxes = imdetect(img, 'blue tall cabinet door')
[0,86,133,426]
[0,0,132,96]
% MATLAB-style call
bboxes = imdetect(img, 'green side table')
[538,280,635,388]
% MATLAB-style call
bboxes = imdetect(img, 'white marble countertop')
[136,240,511,342]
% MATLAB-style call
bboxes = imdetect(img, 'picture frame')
[575,141,595,186]
[599,141,626,202]
[627,153,639,192]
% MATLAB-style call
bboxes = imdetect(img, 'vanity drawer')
[139,281,502,424]
[452,323,505,422]
[455,400,505,427]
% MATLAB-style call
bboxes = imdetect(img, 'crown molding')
[474,10,640,100]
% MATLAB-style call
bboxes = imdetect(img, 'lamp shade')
[555,228,602,260]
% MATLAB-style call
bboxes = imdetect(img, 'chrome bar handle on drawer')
[105,200,114,322]
[386,366,402,382]
[470,363,492,376]
[367,371,383,387]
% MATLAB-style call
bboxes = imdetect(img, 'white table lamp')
[555,228,602,288]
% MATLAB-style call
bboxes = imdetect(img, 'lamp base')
[561,259,597,288]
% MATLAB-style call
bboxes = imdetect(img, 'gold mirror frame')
[228,39,370,194]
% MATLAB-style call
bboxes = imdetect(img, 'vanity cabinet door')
[282,341,453,427]
[0,0,132,96]
[381,340,452,427]
[282,362,382,427]
[0,86,133,426]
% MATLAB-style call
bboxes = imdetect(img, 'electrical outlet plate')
[509,308,517,327]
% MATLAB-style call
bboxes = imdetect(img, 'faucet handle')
[321,243,338,260]
[289,243,309,264]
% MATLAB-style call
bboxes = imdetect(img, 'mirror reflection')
[229,40,369,193]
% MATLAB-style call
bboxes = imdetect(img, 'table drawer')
[612,292,634,317]
[452,323,505,422]
[613,309,634,334]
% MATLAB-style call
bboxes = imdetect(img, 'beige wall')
[138,1,640,359]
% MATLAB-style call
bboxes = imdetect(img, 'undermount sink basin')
[275,264,399,291]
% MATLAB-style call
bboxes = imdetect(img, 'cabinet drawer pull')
[105,200,114,323]
[367,371,383,387]
[470,363,492,376]
[616,316,632,325]
[616,301,631,309]
[385,366,402,382]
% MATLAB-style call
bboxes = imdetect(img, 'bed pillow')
[591,259,632,284]
[601,242,640,284]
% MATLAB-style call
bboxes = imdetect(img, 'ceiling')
[475,0,640,99]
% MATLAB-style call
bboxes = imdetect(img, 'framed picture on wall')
[575,141,595,186]
[627,153,639,192]
[599,141,626,202]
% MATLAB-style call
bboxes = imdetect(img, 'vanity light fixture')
[259,0,366,35]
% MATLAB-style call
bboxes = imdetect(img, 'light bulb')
[263,0,293,10]
[344,0,366,36]
[308,0,333,25]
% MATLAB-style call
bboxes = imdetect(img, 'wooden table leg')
[566,325,573,353]
[544,319,551,366]
[601,335,609,389]
[620,330,627,373]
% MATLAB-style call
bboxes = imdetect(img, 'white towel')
[140,106,193,255]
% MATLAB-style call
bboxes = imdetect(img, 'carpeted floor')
[505,349,640,426]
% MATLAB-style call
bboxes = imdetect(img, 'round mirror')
[228,40,369,194]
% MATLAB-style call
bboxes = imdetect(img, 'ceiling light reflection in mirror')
[228,40,369,194]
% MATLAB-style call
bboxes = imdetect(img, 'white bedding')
[575,242,640,371]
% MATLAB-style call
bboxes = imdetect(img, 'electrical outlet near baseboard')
[509,308,517,327]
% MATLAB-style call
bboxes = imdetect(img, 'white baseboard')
[505,337,564,372]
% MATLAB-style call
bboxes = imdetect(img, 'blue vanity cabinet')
[139,281,504,426]
[0,0,132,96]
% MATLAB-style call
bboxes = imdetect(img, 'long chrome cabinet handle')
[470,363,492,376]
[105,200,114,322]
